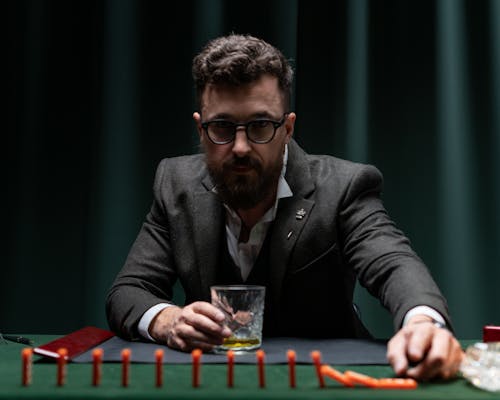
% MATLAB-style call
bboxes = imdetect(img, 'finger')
[425,332,463,380]
[190,301,227,323]
[167,334,188,352]
[169,335,214,353]
[442,343,465,380]
[407,329,452,380]
[406,324,434,363]
[387,330,410,376]
[176,323,226,346]
[183,307,232,337]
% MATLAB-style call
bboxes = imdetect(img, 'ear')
[193,112,203,140]
[283,112,296,144]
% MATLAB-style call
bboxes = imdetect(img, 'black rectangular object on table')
[72,336,388,365]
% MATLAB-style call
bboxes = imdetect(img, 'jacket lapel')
[268,140,316,311]
[192,174,224,301]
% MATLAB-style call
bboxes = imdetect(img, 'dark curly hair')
[192,34,293,109]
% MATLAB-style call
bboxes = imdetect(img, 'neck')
[236,191,276,243]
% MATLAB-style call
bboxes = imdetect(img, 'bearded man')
[106,34,463,380]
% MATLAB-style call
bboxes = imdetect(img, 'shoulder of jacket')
[305,152,382,179]
[157,153,205,169]
[153,153,207,188]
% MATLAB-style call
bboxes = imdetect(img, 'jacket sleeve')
[105,159,178,340]
[338,164,453,332]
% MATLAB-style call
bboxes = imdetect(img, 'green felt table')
[0,335,498,399]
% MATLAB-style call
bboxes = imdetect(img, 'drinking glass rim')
[210,285,265,291]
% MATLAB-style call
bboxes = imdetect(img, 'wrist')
[407,315,447,330]
[403,306,447,330]
[149,305,182,342]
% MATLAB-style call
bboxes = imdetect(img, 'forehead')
[200,75,285,119]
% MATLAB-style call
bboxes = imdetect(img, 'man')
[106,34,463,380]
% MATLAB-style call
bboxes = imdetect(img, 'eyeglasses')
[201,114,288,145]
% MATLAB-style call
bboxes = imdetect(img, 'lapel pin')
[287,231,293,239]
[295,208,307,220]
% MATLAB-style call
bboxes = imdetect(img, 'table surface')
[0,335,498,400]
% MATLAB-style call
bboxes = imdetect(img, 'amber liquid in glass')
[221,336,261,350]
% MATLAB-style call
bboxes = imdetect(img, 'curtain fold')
[85,0,141,323]
[437,0,481,335]
[5,0,499,338]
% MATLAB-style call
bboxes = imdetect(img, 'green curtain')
[5,0,499,339]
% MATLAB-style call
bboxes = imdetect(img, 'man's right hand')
[149,301,232,352]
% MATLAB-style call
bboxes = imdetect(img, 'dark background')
[5,0,500,339]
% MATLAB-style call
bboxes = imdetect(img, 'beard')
[206,153,283,210]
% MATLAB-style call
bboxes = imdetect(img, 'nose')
[231,127,252,157]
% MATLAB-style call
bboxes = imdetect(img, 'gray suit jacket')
[106,139,451,340]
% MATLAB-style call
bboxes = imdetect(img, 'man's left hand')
[387,316,464,380]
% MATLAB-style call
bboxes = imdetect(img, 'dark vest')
[215,228,280,336]
[214,227,372,339]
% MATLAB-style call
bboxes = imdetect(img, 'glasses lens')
[207,121,235,143]
[247,120,275,143]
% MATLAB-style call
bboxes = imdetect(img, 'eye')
[251,120,272,128]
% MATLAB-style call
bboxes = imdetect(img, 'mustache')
[223,156,261,170]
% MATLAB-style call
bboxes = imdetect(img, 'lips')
[231,164,253,173]
[227,157,257,173]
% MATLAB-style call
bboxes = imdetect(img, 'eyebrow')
[207,111,279,121]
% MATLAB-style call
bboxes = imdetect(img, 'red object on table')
[121,349,131,387]
[155,349,164,387]
[256,349,265,388]
[33,326,114,360]
[483,325,500,342]
[320,365,354,387]
[344,370,379,388]
[377,378,418,389]
[191,349,202,388]
[92,348,103,386]
[287,350,296,388]
[227,350,234,388]
[21,348,33,386]
[310,350,325,388]
[56,348,68,386]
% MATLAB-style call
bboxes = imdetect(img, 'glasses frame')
[201,113,289,145]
